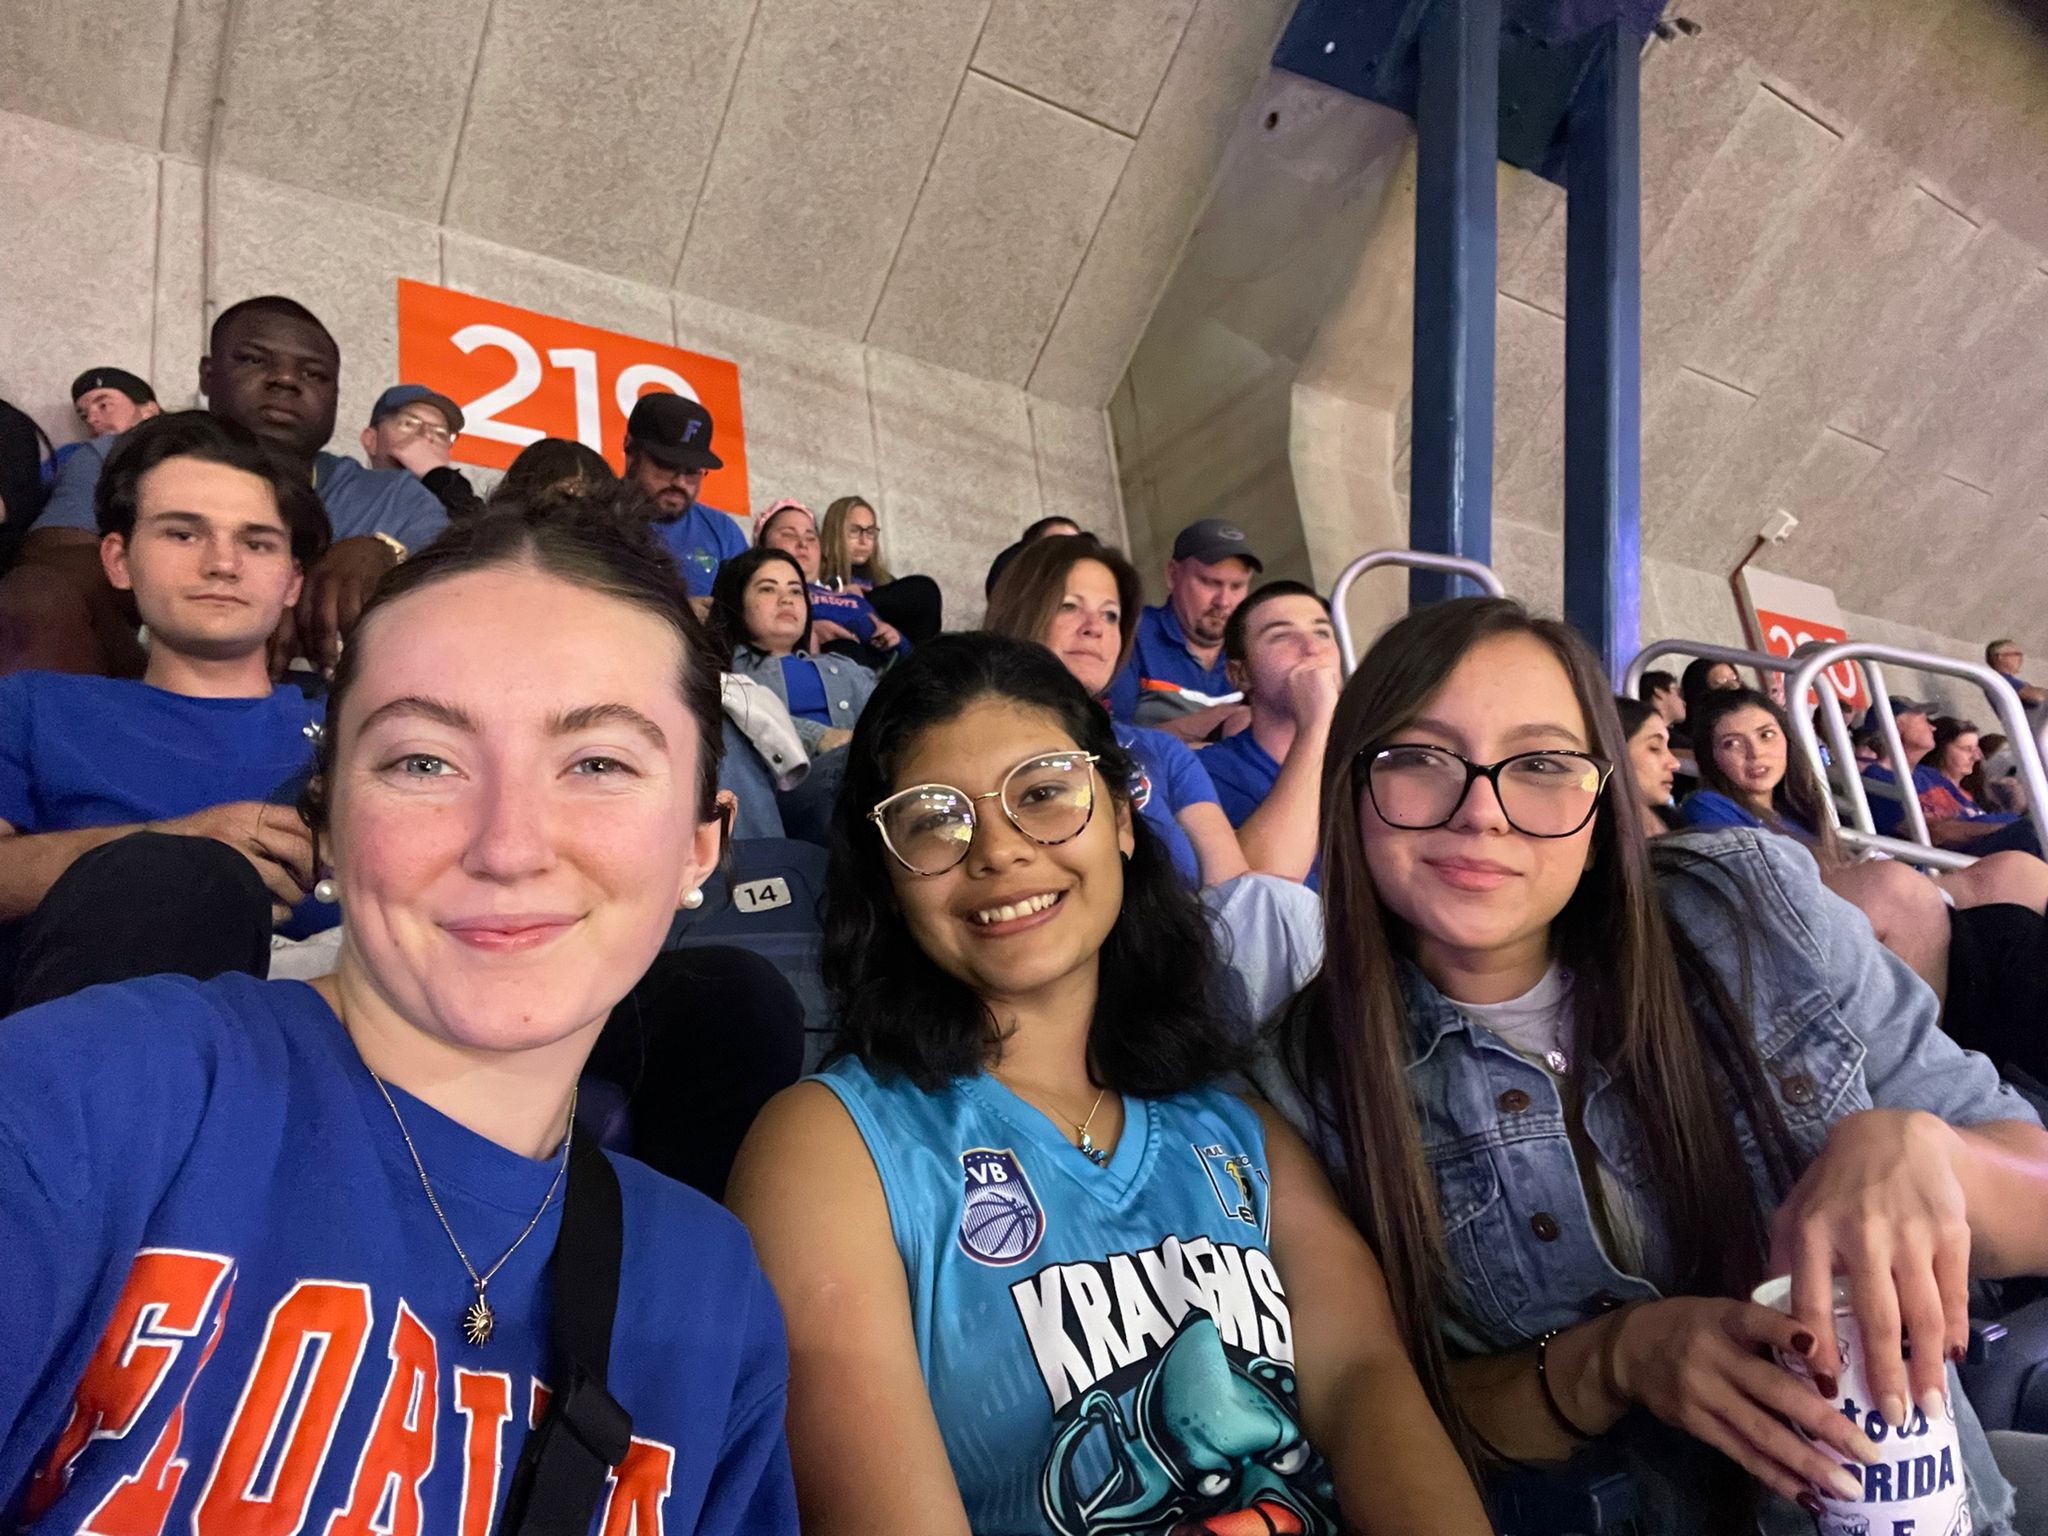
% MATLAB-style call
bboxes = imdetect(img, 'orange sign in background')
[1755,606,1872,712]
[395,279,748,512]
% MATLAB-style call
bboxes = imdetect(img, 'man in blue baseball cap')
[359,384,481,521]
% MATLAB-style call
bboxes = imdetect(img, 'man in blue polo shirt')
[1200,581,1341,886]
[0,411,335,1011]
[3,296,445,678]
[623,392,746,599]
[1105,518,1260,739]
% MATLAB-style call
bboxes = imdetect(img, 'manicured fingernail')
[1919,1388,1950,1422]
[1881,1393,1908,1430]
[1798,1492,1825,1516]
[1791,1331,1816,1354]
[1948,1344,1967,1366]
[1815,1373,1839,1398]
[1829,1466,1866,1501]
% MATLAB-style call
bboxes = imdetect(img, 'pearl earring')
[313,877,340,904]
[681,887,704,910]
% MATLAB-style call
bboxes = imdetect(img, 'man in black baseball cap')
[71,368,159,440]
[1105,516,1264,740]
[622,393,743,598]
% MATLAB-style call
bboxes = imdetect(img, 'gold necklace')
[999,1076,1111,1168]
[369,1071,575,1345]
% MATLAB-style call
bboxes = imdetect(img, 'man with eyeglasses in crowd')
[358,384,481,521]
[1986,638,2046,712]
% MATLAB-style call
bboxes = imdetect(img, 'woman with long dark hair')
[727,633,1488,1536]
[1269,597,2048,1533]
[1680,687,1840,847]
[1616,695,1680,831]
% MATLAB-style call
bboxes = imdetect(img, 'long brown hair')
[981,534,1142,679]
[1691,687,1846,866]
[820,495,891,587]
[1278,598,1799,1461]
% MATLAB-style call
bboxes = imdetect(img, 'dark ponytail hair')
[822,632,1242,1091]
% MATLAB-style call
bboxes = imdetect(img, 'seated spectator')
[982,514,1083,596]
[622,391,744,597]
[1672,655,1740,750]
[357,383,481,520]
[3,296,444,677]
[1864,696,2041,856]
[1987,637,2045,710]
[47,367,159,487]
[726,632,1491,1536]
[982,533,1248,887]
[1616,695,1679,830]
[754,499,904,664]
[0,412,335,1012]
[1104,518,1258,738]
[0,501,797,1533]
[1967,730,2029,816]
[494,435,618,504]
[1637,666,1683,726]
[1678,687,1826,840]
[1926,715,1994,819]
[819,494,942,645]
[1262,594,2048,1532]
[1200,580,1340,884]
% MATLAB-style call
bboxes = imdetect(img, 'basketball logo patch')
[958,1148,1046,1266]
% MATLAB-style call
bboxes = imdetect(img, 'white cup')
[1752,1275,1971,1535]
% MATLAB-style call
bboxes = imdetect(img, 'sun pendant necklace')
[370,1071,574,1346]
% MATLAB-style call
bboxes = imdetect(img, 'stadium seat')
[666,837,832,1069]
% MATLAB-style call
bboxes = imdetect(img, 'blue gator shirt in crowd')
[1105,604,1235,723]
[1113,722,1219,888]
[0,973,797,1536]
[35,438,447,551]
[1202,728,1319,890]
[0,672,337,937]
[814,1055,1341,1536]
[809,583,908,655]
[652,504,748,596]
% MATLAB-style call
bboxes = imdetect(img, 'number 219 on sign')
[394,278,749,510]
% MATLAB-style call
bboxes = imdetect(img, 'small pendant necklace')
[1000,1077,1111,1167]
[369,1071,575,1346]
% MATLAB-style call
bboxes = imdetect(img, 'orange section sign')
[395,279,748,511]
[1755,607,1871,712]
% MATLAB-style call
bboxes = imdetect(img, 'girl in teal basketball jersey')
[727,635,1488,1536]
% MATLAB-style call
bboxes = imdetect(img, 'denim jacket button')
[1779,1072,1818,1107]
[1589,1289,1624,1312]
[1497,1089,1531,1114]
[1530,1212,1561,1242]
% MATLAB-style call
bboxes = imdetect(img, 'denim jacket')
[1260,828,2041,1534]
[726,644,875,754]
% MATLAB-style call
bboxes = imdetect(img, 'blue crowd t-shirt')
[1114,722,1220,888]
[0,672,335,936]
[809,583,907,654]
[651,504,748,596]
[35,441,447,551]
[1201,727,1282,830]
[813,1055,1340,1536]
[1105,604,1236,723]
[0,972,796,1536]
[776,654,832,725]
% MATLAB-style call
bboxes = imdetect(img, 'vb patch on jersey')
[957,1148,1045,1266]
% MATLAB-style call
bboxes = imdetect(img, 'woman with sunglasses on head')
[1264,597,2048,1534]
[0,500,795,1534]
[726,633,1489,1536]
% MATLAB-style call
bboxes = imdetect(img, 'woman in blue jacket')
[1265,597,2048,1534]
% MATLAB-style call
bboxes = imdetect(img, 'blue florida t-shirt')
[1114,722,1221,888]
[0,672,336,936]
[0,973,796,1536]
[652,505,748,596]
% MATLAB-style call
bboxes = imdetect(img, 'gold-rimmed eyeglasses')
[869,750,1101,876]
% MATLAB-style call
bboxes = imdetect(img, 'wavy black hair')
[822,632,1243,1091]
[707,545,812,662]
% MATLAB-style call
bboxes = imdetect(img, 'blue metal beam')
[1562,20,1642,673]
[1409,0,1502,607]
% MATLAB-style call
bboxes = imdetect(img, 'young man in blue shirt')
[0,412,330,1011]
[1199,581,1341,885]
[1104,518,1260,739]
[623,392,746,600]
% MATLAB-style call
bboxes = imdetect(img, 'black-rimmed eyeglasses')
[869,751,1101,876]
[1356,743,1612,838]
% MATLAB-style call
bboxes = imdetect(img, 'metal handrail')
[1621,638,1794,698]
[1786,642,2048,858]
[1330,550,1507,674]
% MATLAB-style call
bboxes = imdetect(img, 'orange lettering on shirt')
[25,1248,234,1523]
[598,1438,676,1536]
[192,1280,372,1536]
[321,1302,438,1536]
[451,1370,513,1536]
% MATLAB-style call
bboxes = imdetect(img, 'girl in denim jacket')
[1265,597,2048,1534]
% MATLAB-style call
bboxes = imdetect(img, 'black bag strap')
[497,1124,632,1536]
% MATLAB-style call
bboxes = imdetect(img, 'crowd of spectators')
[4,289,2048,1536]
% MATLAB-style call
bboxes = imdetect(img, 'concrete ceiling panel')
[1937,271,2048,495]
[868,74,1130,384]
[1885,3,2044,224]
[672,291,879,520]
[153,158,206,409]
[0,0,177,149]
[1769,0,1964,146]
[162,0,232,158]
[1492,292,1564,475]
[1644,556,1747,650]
[1765,426,1886,577]
[1638,366,1757,565]
[443,0,756,286]
[207,169,441,448]
[973,0,1195,136]
[215,0,490,219]
[443,232,675,345]
[676,0,992,339]
[0,113,160,438]
[1492,384,1564,535]
[1028,396,1125,542]
[1026,3,1314,407]
[1491,518,1564,615]
[1495,166,1563,290]
[1638,32,1765,259]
